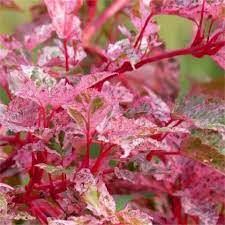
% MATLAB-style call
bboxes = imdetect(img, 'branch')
[115,40,225,74]
[83,0,129,44]
[134,13,153,48]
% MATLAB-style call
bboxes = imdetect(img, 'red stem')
[91,145,115,173]
[134,13,153,48]
[191,0,206,47]
[172,197,184,225]
[83,44,108,62]
[207,19,215,42]
[159,119,183,141]
[83,0,129,44]
[63,39,69,72]
[115,41,225,74]
[86,0,98,24]
[81,115,91,168]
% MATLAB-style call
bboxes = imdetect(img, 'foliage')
[0,0,224,224]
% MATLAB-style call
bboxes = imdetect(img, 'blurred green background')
[0,0,224,94]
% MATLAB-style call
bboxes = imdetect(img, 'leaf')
[74,169,116,218]
[180,196,219,225]
[181,136,225,175]
[191,128,225,153]
[124,95,170,123]
[0,193,7,215]
[117,206,153,225]
[24,23,54,50]
[0,86,9,105]
[124,59,179,103]
[9,66,75,107]
[90,143,100,159]
[67,89,113,134]
[211,29,225,70]
[90,97,104,114]
[13,211,36,221]
[97,116,172,158]
[44,0,82,40]
[190,77,225,99]
[150,0,225,22]
[67,108,86,127]
[0,97,39,132]
[47,137,62,153]
[101,81,134,104]
[48,216,102,225]
[174,95,225,132]
[35,163,65,174]
[115,194,133,211]
[74,72,118,94]
[38,41,86,67]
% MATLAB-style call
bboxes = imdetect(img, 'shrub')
[0,0,224,224]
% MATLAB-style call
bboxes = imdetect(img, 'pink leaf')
[44,0,83,40]
[0,97,39,132]
[24,23,54,50]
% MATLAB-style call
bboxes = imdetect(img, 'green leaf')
[142,192,155,199]
[191,129,225,153]
[47,137,62,153]
[0,85,9,105]
[21,175,30,186]
[35,163,74,175]
[115,194,133,211]
[126,161,139,171]
[90,97,104,114]
[181,136,225,175]
[68,107,85,125]
[90,143,100,159]
[58,130,65,147]
[109,159,118,168]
